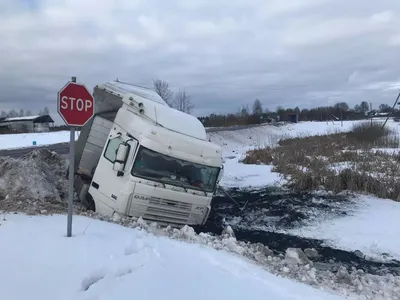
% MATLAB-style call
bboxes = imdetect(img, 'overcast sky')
[1,0,400,122]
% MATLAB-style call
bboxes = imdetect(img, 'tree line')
[199,99,399,128]
[0,107,50,118]
[2,82,397,130]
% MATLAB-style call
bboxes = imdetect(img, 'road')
[0,142,70,158]
[0,123,277,158]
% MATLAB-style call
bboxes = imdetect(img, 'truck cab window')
[131,146,220,193]
[104,136,124,163]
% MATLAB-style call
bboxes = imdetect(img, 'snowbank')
[0,149,68,214]
[0,214,346,300]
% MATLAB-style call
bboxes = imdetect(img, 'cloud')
[1,0,400,120]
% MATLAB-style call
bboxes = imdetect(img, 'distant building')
[286,113,299,123]
[0,115,55,133]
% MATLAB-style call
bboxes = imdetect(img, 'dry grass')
[242,122,400,201]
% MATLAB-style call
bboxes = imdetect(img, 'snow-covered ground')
[0,214,346,300]
[285,195,400,262]
[208,120,371,189]
[0,120,371,151]
[219,156,284,188]
[205,120,400,264]
[0,131,79,150]
[1,120,400,299]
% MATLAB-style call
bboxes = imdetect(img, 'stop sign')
[57,81,94,126]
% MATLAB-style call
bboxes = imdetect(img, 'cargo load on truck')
[73,80,223,227]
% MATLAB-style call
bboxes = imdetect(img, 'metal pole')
[382,90,400,129]
[67,126,75,237]
[67,76,76,237]
[341,108,343,127]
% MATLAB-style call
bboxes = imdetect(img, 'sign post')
[57,77,95,237]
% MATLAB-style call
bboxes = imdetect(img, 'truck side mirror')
[113,143,130,173]
[217,165,224,183]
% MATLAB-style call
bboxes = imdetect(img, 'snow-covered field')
[1,120,400,300]
[0,130,79,150]
[209,119,399,189]
[0,214,347,300]
[206,120,400,264]
[0,120,368,151]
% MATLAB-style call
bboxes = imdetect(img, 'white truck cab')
[73,81,223,227]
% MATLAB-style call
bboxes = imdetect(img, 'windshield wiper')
[195,184,207,196]
[134,173,166,188]
[174,180,188,192]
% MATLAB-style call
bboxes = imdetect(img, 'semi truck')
[73,80,224,227]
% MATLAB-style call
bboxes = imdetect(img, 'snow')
[0,131,79,150]
[0,120,352,151]
[370,148,400,155]
[204,119,400,264]
[1,119,400,267]
[208,120,373,189]
[329,161,356,174]
[220,156,284,188]
[286,195,400,262]
[0,214,346,300]
[0,119,396,152]
[150,102,207,141]
[99,81,167,105]
[0,115,41,121]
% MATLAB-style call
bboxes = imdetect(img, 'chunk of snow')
[304,248,320,260]
[285,248,312,265]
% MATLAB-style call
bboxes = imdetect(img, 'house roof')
[0,114,54,124]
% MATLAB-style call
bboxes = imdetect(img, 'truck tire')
[86,193,96,211]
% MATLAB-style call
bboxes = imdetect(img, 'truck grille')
[149,198,192,211]
[145,198,192,224]
[130,195,193,225]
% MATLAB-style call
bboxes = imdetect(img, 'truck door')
[88,132,138,214]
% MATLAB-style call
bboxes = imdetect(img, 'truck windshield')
[131,146,220,193]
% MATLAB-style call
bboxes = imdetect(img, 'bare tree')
[25,110,32,116]
[335,102,349,111]
[173,89,194,114]
[153,79,173,106]
[19,109,25,117]
[7,109,18,117]
[252,99,263,115]
[241,105,249,117]
[360,101,369,114]
[379,104,391,112]
[39,107,50,116]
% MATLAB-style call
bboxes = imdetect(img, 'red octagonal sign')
[57,81,95,127]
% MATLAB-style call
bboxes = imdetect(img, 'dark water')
[194,188,400,276]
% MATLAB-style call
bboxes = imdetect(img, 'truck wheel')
[86,193,96,211]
